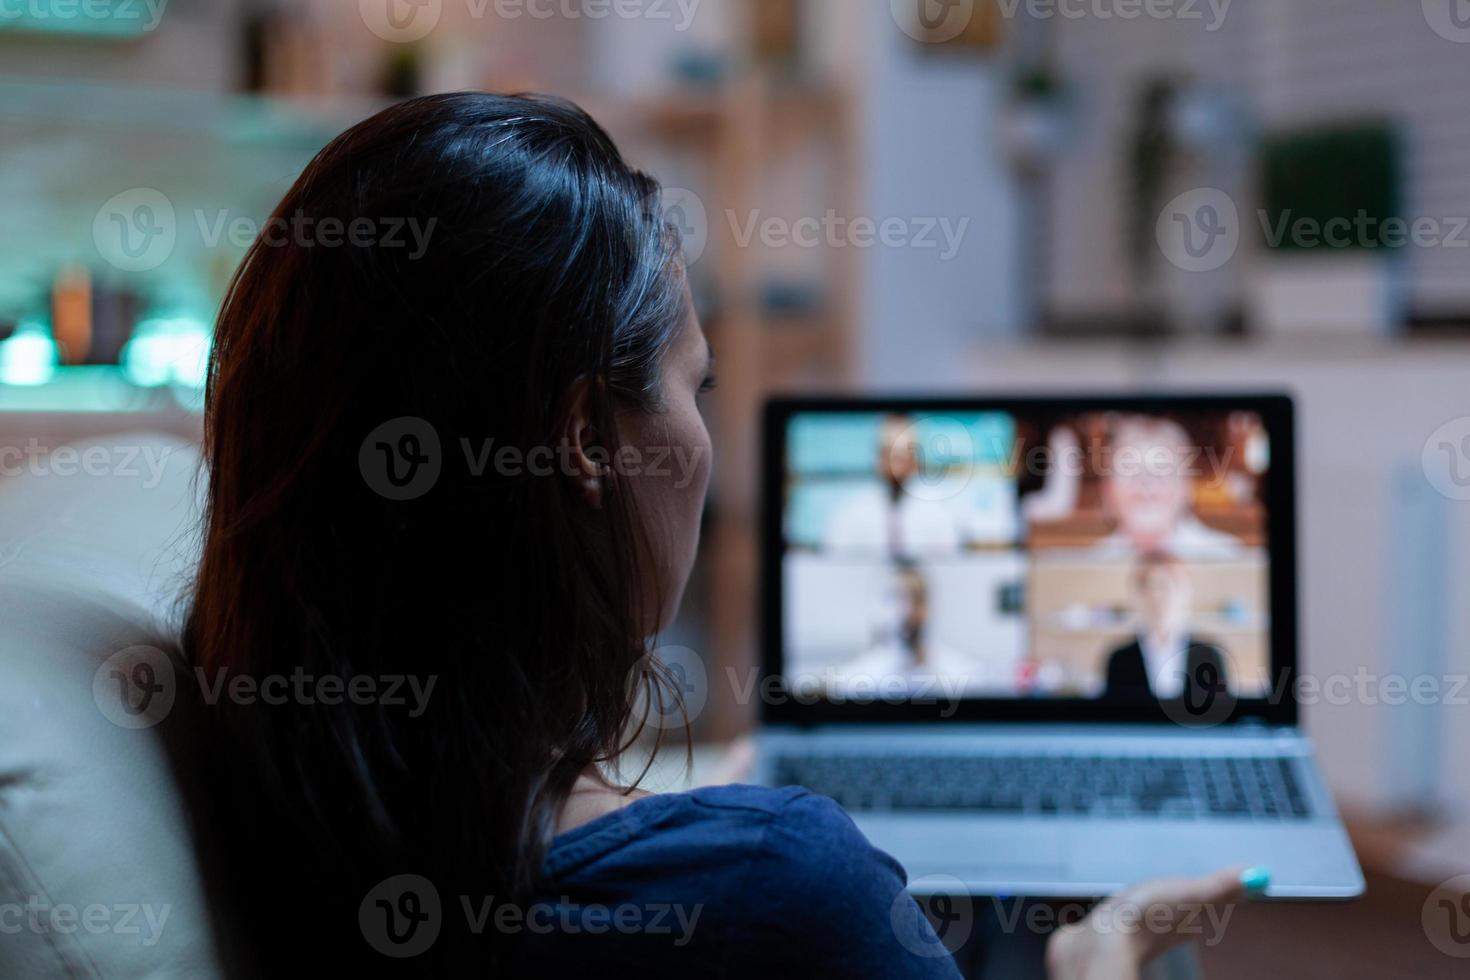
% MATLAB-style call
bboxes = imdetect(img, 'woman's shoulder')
[647,783,889,850]
[686,783,898,866]
[721,787,912,920]
[684,782,870,835]
[683,781,817,814]
[548,783,875,875]
[537,785,961,976]
[547,782,906,904]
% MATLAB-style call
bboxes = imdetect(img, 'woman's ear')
[561,376,608,508]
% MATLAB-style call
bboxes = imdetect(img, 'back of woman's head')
[184,92,689,971]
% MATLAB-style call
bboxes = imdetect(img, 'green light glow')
[0,320,59,386]
[121,316,212,389]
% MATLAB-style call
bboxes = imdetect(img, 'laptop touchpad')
[857,817,1069,884]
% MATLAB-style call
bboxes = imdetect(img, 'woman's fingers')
[1116,865,1250,917]
[1100,866,1250,957]
[1104,865,1268,959]
[1047,866,1269,980]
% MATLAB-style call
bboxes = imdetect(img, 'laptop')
[755,394,1364,899]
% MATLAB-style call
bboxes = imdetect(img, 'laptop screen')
[763,396,1296,724]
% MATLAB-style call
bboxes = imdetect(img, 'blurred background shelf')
[0,366,200,414]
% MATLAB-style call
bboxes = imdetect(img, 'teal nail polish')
[1240,866,1271,896]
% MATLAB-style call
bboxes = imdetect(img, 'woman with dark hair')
[186,92,1259,978]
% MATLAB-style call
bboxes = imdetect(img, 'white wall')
[857,2,1023,387]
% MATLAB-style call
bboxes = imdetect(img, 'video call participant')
[1104,553,1228,700]
[823,414,962,559]
[1097,415,1241,560]
[832,562,973,691]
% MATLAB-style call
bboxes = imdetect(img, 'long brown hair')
[184,92,688,972]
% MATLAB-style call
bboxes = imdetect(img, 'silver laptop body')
[755,394,1364,899]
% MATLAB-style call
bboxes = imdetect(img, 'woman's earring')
[582,471,605,507]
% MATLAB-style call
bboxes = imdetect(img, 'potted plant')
[998,65,1072,176]
[1248,122,1404,336]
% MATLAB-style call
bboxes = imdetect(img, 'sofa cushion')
[0,433,230,979]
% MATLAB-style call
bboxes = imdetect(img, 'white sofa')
[0,434,231,978]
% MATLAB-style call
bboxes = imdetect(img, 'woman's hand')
[1045,866,1269,980]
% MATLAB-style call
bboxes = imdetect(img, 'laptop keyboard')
[771,753,1315,820]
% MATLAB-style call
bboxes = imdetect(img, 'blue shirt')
[513,784,964,978]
